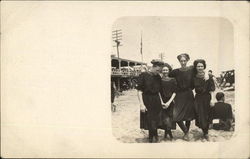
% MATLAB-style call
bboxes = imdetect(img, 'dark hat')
[177,53,190,61]
[151,59,164,67]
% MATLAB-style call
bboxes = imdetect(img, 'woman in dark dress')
[159,63,177,141]
[193,59,215,141]
[169,53,195,140]
[136,59,164,143]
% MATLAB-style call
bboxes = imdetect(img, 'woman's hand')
[140,104,147,112]
[166,101,171,108]
[162,102,170,109]
[162,103,167,109]
[165,101,171,108]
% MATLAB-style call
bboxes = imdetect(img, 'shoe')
[169,134,173,141]
[168,131,173,140]
[183,133,189,141]
[164,131,168,139]
[149,138,153,143]
[203,134,209,141]
[154,136,159,143]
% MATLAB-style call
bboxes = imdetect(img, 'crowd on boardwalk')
[112,53,234,143]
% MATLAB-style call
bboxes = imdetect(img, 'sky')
[111,17,234,76]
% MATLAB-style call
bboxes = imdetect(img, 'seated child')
[209,92,234,131]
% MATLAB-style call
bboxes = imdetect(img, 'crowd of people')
[136,53,234,143]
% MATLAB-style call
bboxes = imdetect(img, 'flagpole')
[140,31,143,63]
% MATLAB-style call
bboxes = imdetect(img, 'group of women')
[136,53,215,143]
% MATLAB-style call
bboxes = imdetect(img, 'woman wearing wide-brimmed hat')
[136,59,164,143]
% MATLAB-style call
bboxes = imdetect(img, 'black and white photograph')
[1,1,249,158]
[111,17,235,143]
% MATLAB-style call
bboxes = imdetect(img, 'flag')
[140,33,143,55]
[140,31,144,63]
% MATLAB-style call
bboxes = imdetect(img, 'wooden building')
[111,55,147,91]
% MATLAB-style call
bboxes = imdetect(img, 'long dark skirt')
[140,94,162,130]
[194,93,211,129]
[173,90,195,122]
[159,103,176,130]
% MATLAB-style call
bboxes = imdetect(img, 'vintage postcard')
[1,1,249,158]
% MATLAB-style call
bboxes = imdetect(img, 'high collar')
[196,71,205,78]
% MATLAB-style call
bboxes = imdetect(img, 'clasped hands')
[140,101,171,112]
[162,101,171,109]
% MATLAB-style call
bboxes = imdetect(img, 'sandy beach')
[112,89,235,143]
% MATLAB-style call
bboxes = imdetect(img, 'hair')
[193,59,206,72]
[162,63,172,72]
[208,70,212,73]
[177,53,190,61]
[216,92,225,101]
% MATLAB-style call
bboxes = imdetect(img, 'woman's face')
[179,56,188,67]
[196,62,205,73]
[151,65,162,75]
[154,66,162,74]
[162,66,169,75]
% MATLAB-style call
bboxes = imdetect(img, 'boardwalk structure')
[111,55,147,91]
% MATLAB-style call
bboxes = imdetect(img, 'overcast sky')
[112,17,234,76]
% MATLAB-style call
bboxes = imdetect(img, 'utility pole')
[112,29,122,68]
[112,29,122,91]
[159,52,165,61]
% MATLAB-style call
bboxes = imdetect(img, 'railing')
[111,68,141,76]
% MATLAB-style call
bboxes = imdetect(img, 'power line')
[112,30,122,59]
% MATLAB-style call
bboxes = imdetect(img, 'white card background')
[1,1,249,158]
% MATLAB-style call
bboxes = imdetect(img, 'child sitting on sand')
[209,92,234,131]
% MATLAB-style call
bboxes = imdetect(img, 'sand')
[112,89,235,143]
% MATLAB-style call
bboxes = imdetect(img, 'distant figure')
[111,80,117,112]
[208,70,219,89]
[208,70,214,77]
[209,92,234,131]
[132,79,137,89]
[122,82,128,91]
